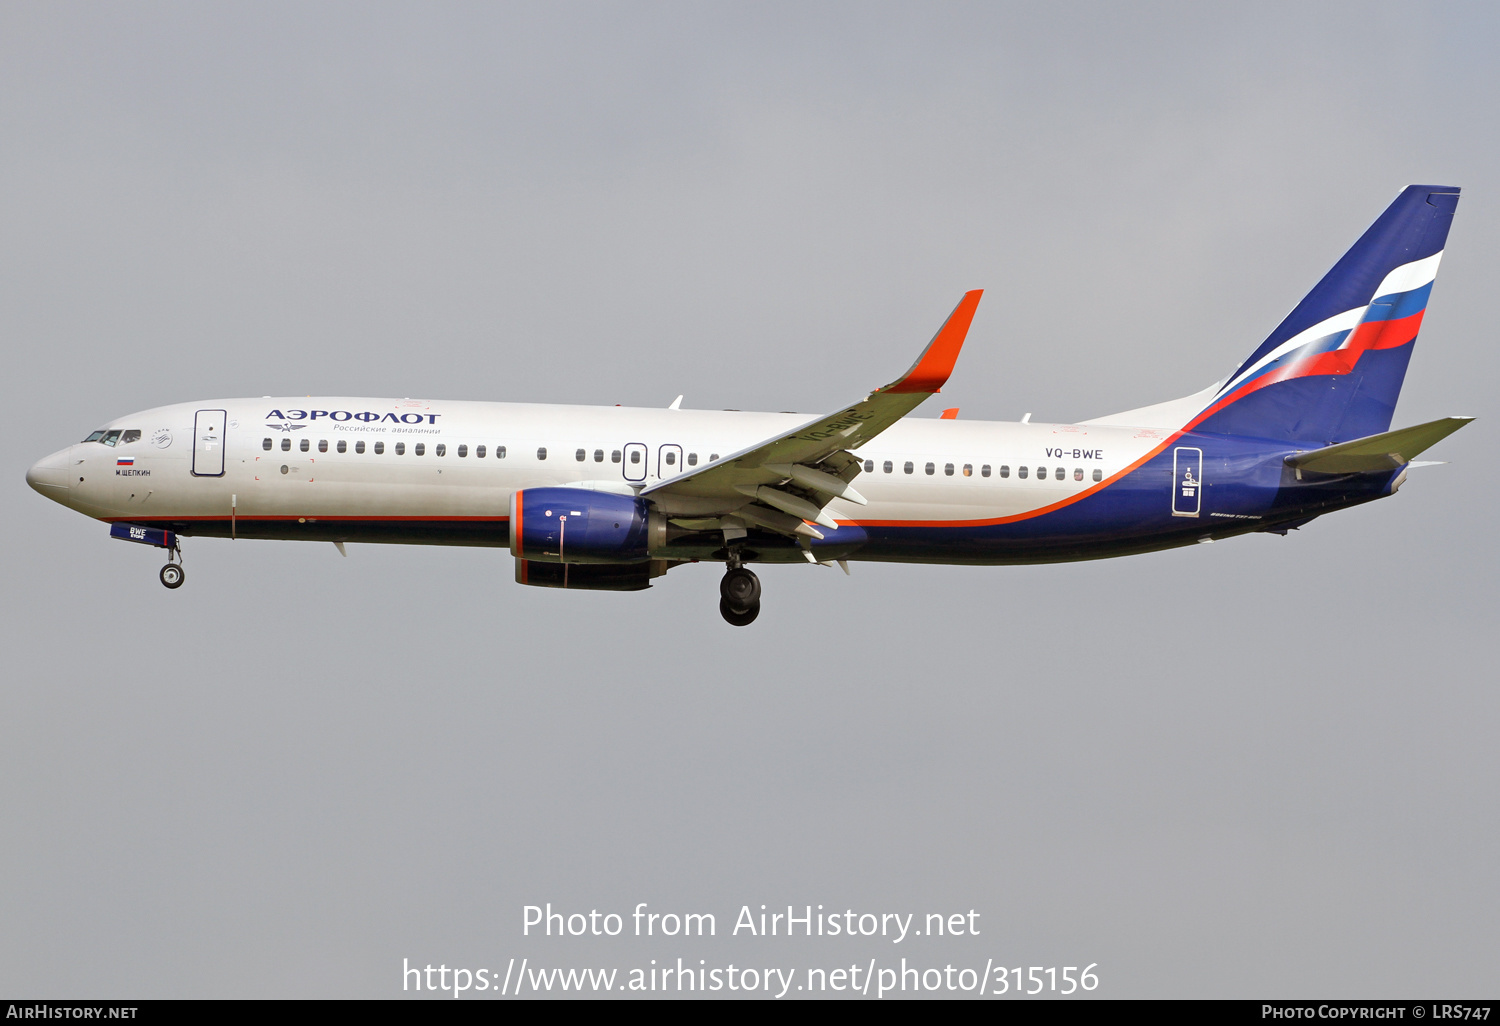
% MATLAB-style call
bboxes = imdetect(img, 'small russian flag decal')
[117,457,134,466]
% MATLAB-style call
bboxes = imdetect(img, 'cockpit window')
[100,430,121,447]
[82,430,106,443]
[120,430,142,444]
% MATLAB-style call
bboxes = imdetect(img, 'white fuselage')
[32,397,1166,539]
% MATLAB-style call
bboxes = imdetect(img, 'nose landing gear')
[159,542,185,589]
[719,566,760,626]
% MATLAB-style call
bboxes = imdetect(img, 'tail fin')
[1193,185,1459,444]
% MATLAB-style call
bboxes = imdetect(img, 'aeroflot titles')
[264,409,442,424]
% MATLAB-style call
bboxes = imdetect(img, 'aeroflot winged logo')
[264,408,442,425]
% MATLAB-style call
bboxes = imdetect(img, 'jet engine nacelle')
[514,558,670,591]
[508,487,665,563]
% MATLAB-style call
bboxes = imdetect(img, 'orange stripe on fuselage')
[850,431,1181,529]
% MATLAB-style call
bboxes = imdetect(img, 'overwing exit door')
[621,442,648,483]
[658,444,683,480]
[1172,446,1202,517]
[192,409,226,477]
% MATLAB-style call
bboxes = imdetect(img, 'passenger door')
[192,409,226,477]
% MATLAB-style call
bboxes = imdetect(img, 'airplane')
[27,184,1472,626]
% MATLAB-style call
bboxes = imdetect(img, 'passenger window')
[373,441,384,454]
[1074,467,1083,481]
[688,453,698,466]
[262,438,272,451]
[665,451,676,466]
[83,430,106,443]
[120,430,141,444]
[281,438,291,451]
[318,439,328,453]
[355,440,365,454]
[457,445,467,457]
[575,448,586,461]
[630,450,640,464]
[611,450,622,463]
[300,438,310,452]
[1054,467,1064,480]
[396,442,406,455]
[101,430,121,446]
[497,446,507,459]
[476,445,486,458]
[925,462,935,475]
[414,443,425,456]
[337,440,347,453]
[862,459,873,473]
[904,461,914,474]
[710,453,719,461]
[537,447,547,460]
[595,449,605,462]
[434,444,444,456]
[944,463,954,476]
[1093,468,1103,482]
[1036,466,1046,479]
[884,460,893,473]
[1018,465,1028,479]
[963,464,972,477]
[998,465,1009,478]
[982,464,991,478]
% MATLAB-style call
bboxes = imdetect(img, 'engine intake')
[509,487,662,563]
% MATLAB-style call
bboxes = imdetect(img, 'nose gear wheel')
[158,540,185,589]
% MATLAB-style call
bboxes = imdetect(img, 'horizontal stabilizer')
[1285,416,1473,474]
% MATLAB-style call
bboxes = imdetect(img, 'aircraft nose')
[26,447,73,495]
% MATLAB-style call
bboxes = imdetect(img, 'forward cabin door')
[192,409,227,477]
[1171,446,1203,517]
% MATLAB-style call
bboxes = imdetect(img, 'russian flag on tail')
[1192,185,1459,446]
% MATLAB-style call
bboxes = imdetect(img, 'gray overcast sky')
[3,1,1496,999]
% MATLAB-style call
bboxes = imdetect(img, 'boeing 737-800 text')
[28,185,1471,625]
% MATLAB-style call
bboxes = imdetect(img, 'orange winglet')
[940,408,959,419]
[882,290,983,394]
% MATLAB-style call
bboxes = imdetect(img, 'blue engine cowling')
[509,487,656,563]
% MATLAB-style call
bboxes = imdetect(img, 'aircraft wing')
[641,291,982,535]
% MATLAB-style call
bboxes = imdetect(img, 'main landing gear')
[159,544,185,589]
[719,566,761,626]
